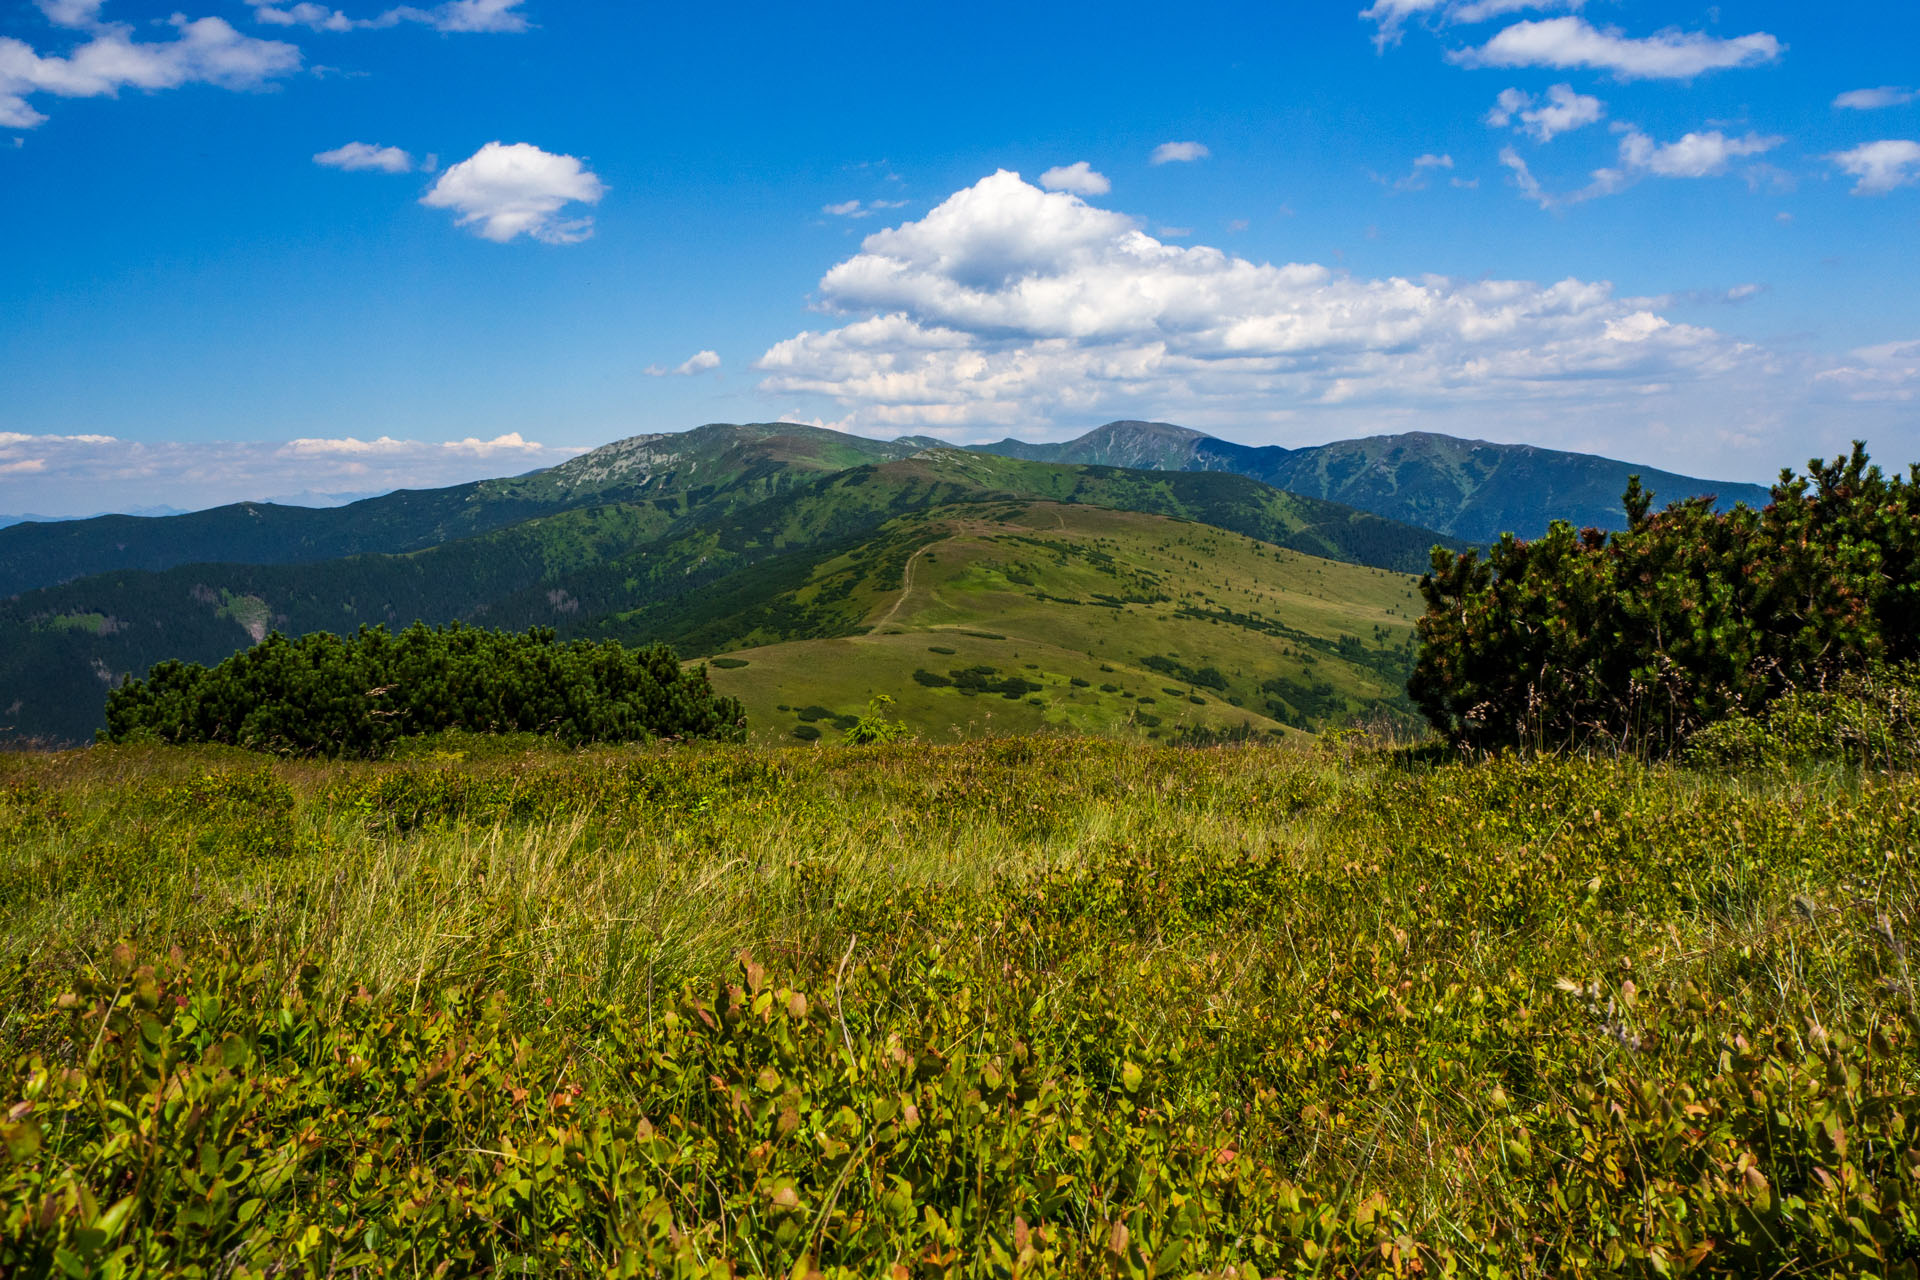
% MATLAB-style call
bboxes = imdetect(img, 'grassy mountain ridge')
[0,450,1449,743]
[0,424,938,597]
[968,420,1776,540]
[677,500,1422,743]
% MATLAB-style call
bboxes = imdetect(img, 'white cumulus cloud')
[1831,140,1920,195]
[314,141,413,172]
[1833,87,1917,111]
[1486,83,1603,141]
[1452,17,1781,80]
[0,7,301,129]
[421,141,606,243]
[1038,161,1111,196]
[754,170,1751,440]
[1150,141,1209,165]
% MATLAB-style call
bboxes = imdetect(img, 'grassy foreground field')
[1,737,1917,1275]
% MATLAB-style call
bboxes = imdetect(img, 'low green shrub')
[103,623,744,758]
[1412,445,1920,753]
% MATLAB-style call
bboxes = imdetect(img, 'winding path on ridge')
[868,542,935,635]
[865,505,1066,637]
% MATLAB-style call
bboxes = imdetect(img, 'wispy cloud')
[1360,0,1584,50]
[644,350,721,377]
[1506,126,1783,208]
[1816,338,1920,402]
[314,141,413,172]
[1451,17,1782,81]
[0,431,582,516]
[1833,86,1917,111]
[822,198,910,219]
[1378,152,1457,191]
[248,0,528,34]
[1150,141,1209,165]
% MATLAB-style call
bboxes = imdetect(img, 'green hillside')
[675,501,1421,743]
[969,420,1776,540]
[0,423,939,597]
[0,450,1445,744]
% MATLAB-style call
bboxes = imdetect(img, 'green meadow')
[696,501,1422,744]
[1,735,1915,1275]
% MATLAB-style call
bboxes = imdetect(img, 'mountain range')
[0,420,1776,745]
[968,421,1774,542]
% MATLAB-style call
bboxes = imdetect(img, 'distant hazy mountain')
[0,424,939,597]
[0,505,188,529]
[259,489,392,508]
[968,421,1776,542]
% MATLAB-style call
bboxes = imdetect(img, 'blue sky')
[2,0,1917,514]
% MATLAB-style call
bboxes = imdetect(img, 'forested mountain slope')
[0,424,939,596]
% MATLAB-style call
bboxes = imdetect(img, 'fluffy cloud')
[1486,83,1603,141]
[1831,140,1920,195]
[1038,161,1110,196]
[314,141,413,172]
[1452,17,1781,80]
[755,170,1751,439]
[1833,87,1917,111]
[0,5,301,129]
[1614,128,1782,178]
[421,141,605,243]
[35,0,107,26]
[249,0,527,33]
[0,431,580,516]
[1150,141,1209,165]
[645,350,721,377]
